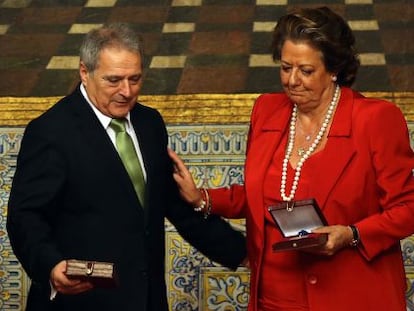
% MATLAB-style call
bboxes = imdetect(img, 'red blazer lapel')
[310,88,357,210]
[245,95,292,237]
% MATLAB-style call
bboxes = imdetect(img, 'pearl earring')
[332,76,337,82]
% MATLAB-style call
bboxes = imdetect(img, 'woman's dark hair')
[271,6,360,87]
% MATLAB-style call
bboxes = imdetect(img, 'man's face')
[80,46,143,118]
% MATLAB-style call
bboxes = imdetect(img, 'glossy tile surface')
[0,0,412,96]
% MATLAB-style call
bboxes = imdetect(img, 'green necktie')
[110,118,145,206]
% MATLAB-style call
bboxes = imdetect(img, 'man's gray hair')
[80,23,144,72]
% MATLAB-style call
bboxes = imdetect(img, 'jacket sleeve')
[165,173,246,270]
[7,120,64,283]
[356,101,414,260]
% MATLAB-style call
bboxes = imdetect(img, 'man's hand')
[50,260,94,295]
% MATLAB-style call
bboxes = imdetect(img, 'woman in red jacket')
[169,6,414,311]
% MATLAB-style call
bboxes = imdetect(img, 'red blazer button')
[307,275,318,285]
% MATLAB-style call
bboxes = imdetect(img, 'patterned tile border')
[1,121,414,310]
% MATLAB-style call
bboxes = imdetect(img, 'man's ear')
[79,62,88,85]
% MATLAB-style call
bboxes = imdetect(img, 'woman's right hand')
[168,148,203,207]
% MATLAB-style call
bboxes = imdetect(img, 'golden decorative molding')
[0,92,413,126]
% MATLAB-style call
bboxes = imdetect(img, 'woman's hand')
[168,148,203,207]
[306,225,355,256]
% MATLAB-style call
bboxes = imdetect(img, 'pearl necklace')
[280,85,340,202]
[297,125,317,156]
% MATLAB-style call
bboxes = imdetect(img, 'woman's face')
[280,40,335,111]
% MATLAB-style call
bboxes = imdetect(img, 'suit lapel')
[70,88,145,214]
[70,88,116,161]
[129,105,161,219]
[245,97,292,238]
[309,88,356,210]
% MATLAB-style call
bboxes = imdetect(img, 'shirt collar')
[80,83,132,130]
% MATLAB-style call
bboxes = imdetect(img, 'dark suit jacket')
[7,85,246,311]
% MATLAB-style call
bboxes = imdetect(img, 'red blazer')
[210,87,414,311]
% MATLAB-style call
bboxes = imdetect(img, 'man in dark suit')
[7,23,246,311]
